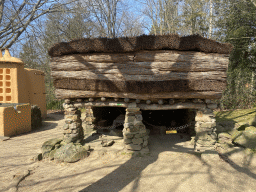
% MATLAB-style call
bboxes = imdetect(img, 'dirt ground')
[1,111,256,192]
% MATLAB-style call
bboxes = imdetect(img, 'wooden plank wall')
[50,50,229,100]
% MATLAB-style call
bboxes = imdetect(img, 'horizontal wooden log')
[73,101,206,110]
[50,52,135,63]
[50,50,229,65]
[53,79,226,93]
[51,71,227,81]
[50,61,228,72]
[139,103,206,110]
[55,89,223,100]
[74,102,128,108]
[134,50,229,62]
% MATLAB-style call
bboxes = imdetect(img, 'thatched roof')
[48,34,233,57]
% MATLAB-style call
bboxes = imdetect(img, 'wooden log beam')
[72,101,206,110]
[74,102,128,108]
[51,71,227,81]
[139,103,206,110]
[55,89,223,100]
[50,50,229,70]
[50,61,228,73]
[134,50,229,62]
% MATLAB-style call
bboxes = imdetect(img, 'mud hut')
[48,34,233,152]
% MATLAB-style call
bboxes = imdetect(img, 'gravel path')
[1,112,256,192]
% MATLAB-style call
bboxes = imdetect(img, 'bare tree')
[84,0,145,38]
[137,0,179,35]
[117,9,144,37]
[0,0,78,48]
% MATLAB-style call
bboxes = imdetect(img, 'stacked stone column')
[81,106,96,135]
[122,103,149,151]
[62,100,84,144]
[194,108,217,151]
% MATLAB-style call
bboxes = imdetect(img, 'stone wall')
[81,106,96,135]
[62,98,218,152]
[122,104,150,151]
[194,108,217,151]
[62,100,84,144]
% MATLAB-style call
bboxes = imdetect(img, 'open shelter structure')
[49,34,233,152]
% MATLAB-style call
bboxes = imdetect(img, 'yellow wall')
[23,68,47,119]
[0,49,47,119]
[0,64,19,103]
[0,103,31,137]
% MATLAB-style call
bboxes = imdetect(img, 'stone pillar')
[122,103,149,151]
[82,106,96,135]
[194,108,217,151]
[62,101,84,144]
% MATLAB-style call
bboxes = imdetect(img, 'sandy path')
[1,112,256,192]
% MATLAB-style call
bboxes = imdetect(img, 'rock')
[233,126,256,149]
[217,121,235,133]
[49,148,58,160]
[143,135,149,141]
[124,138,132,144]
[123,133,134,139]
[140,147,149,153]
[215,143,235,153]
[200,122,216,128]
[54,143,88,163]
[218,132,232,144]
[41,138,63,158]
[125,116,136,123]
[207,103,217,109]
[102,140,115,147]
[32,153,43,162]
[132,138,143,145]
[205,99,212,104]
[126,144,142,151]
[135,114,143,121]
[126,108,140,112]
[134,120,145,128]
[124,127,140,133]
[231,129,243,141]
[134,132,147,138]
[127,103,137,108]
[63,124,69,130]
[83,145,90,151]
[139,129,147,134]
[123,123,133,128]
[65,119,74,124]
[195,114,215,122]
[63,135,76,144]
[197,139,216,146]
[190,136,196,145]
[143,140,148,147]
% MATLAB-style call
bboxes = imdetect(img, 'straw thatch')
[48,34,232,100]
[48,34,233,57]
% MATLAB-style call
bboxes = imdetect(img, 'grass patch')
[214,107,256,126]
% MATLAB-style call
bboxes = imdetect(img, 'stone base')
[194,108,217,152]
[63,102,84,143]
[122,104,149,151]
